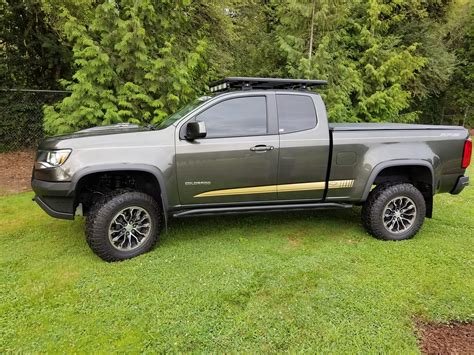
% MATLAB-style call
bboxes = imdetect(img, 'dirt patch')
[346,239,359,244]
[287,236,302,247]
[417,320,474,354]
[0,150,35,195]
[286,231,305,247]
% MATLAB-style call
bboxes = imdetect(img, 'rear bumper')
[450,175,469,195]
[31,179,75,220]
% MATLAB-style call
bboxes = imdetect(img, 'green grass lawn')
[1,168,473,352]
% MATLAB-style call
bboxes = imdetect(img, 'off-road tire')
[362,183,426,241]
[85,191,161,262]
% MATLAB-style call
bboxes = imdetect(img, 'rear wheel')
[362,183,426,241]
[86,191,161,261]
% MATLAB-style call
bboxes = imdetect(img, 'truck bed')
[326,122,469,203]
[329,123,464,131]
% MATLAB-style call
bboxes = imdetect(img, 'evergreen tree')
[0,0,72,88]
[412,0,473,126]
[43,0,214,134]
[8,0,469,132]
[276,0,429,122]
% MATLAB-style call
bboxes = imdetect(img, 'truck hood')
[51,123,148,140]
[39,123,156,150]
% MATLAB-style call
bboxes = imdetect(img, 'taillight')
[462,138,472,169]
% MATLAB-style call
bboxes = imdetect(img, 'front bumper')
[450,175,469,195]
[31,179,75,220]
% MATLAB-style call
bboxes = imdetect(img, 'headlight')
[36,149,72,168]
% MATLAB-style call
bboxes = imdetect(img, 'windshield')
[155,97,211,129]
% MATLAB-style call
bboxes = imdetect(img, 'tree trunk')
[308,0,316,60]
[461,106,469,127]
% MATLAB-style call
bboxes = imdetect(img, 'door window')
[196,96,267,138]
[277,95,317,133]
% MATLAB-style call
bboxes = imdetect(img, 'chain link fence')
[0,89,70,152]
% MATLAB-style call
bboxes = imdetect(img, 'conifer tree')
[44,0,212,133]
[275,0,427,123]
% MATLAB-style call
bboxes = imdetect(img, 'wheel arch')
[361,160,435,218]
[70,164,169,213]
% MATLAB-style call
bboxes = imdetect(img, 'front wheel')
[362,183,426,241]
[86,191,161,262]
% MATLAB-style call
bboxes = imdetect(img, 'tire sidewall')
[88,192,161,261]
[369,184,426,241]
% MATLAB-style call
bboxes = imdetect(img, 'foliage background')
[0,0,472,134]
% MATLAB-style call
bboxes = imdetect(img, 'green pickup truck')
[32,77,471,261]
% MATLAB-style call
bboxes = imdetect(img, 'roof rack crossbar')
[209,77,327,93]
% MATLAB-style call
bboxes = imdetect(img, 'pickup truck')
[31,77,472,261]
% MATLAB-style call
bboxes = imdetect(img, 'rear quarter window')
[276,95,317,134]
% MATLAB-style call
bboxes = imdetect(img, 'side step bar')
[173,202,352,218]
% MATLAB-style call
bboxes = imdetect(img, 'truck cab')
[174,89,330,205]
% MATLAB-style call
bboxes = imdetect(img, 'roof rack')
[209,77,327,93]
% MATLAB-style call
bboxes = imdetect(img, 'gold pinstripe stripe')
[278,181,326,192]
[194,180,354,198]
[195,185,277,197]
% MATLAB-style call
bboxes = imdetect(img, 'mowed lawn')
[1,167,473,352]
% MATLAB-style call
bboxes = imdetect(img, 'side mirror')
[185,121,207,141]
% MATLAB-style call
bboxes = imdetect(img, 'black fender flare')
[69,164,169,221]
[361,160,435,202]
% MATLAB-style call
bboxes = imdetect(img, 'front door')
[176,95,279,205]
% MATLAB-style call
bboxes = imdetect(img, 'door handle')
[250,145,274,152]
